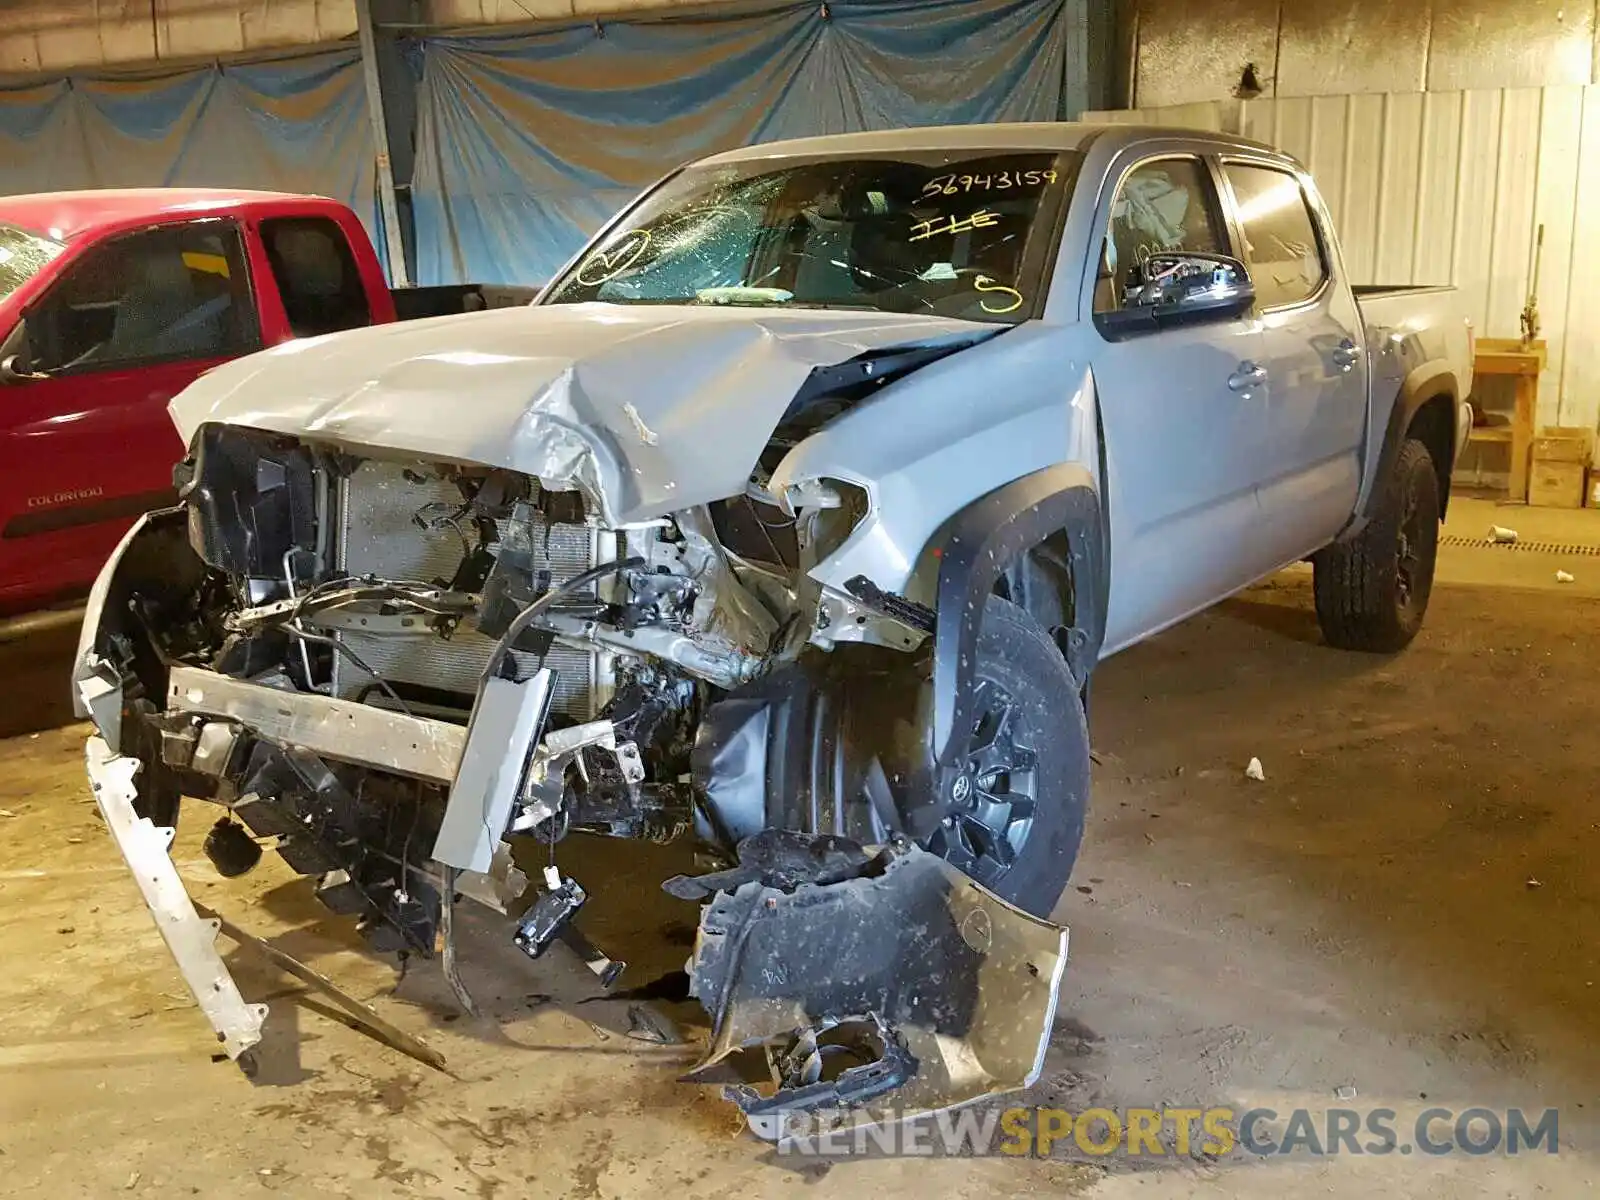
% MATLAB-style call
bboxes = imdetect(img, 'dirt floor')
[2,495,1599,1198]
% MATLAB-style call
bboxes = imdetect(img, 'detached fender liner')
[931,464,1104,766]
[677,834,1067,1140]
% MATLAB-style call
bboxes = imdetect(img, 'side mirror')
[0,354,49,385]
[0,318,48,384]
[1097,253,1256,339]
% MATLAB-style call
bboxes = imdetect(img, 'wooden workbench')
[1468,337,1545,503]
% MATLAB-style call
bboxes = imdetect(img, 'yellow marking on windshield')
[576,229,651,286]
[975,275,1025,315]
[920,168,1058,198]
[909,209,1001,243]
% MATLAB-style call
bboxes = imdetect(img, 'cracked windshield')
[543,150,1083,323]
[0,222,66,303]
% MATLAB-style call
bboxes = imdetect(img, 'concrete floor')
[2,496,1599,1198]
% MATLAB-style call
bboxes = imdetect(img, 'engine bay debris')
[72,342,1077,1131]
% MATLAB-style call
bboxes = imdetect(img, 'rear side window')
[260,216,371,338]
[1095,157,1227,313]
[1222,164,1327,308]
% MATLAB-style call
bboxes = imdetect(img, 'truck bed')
[1353,282,1475,470]
[1354,284,1467,346]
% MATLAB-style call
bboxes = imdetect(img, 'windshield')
[0,222,66,303]
[543,150,1083,323]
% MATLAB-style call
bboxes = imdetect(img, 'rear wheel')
[919,596,1089,918]
[1313,437,1440,653]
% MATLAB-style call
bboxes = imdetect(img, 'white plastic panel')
[1485,91,1543,348]
[1561,88,1600,426]
[1373,92,1424,285]
[1530,88,1584,425]
[1412,91,1464,285]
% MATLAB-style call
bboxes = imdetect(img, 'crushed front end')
[75,420,1066,1127]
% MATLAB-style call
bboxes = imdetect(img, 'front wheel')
[920,596,1089,919]
[1313,437,1441,653]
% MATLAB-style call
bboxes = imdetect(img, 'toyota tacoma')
[73,123,1473,1128]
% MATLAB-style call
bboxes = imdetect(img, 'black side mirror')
[1096,252,1256,339]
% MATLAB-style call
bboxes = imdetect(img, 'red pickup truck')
[0,188,529,618]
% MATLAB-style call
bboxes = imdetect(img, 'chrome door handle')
[1332,339,1361,370]
[1228,362,1268,391]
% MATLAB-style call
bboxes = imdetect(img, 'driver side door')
[1088,153,1279,654]
[0,219,258,611]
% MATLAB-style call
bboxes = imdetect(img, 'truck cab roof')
[699,122,1282,165]
[0,188,342,241]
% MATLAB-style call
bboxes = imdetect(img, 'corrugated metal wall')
[1091,88,1600,436]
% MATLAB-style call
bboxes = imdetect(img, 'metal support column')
[355,0,411,286]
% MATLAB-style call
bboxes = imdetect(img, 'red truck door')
[0,219,259,612]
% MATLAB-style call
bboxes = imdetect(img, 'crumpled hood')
[170,303,987,525]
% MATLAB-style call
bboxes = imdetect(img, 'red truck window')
[260,216,371,338]
[24,222,257,373]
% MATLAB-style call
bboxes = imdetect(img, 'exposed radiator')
[332,461,600,719]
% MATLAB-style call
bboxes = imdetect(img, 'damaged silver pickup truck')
[74,123,1471,1129]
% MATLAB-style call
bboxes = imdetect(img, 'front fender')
[932,465,1104,765]
[72,507,195,749]
[769,324,1103,601]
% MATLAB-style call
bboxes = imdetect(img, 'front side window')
[0,223,65,303]
[543,151,1084,324]
[1223,163,1327,308]
[25,222,256,374]
[1095,157,1227,313]
[260,216,371,338]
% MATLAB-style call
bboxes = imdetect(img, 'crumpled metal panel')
[168,305,984,528]
[1276,1,1429,97]
[1428,0,1594,93]
[336,460,596,717]
[1130,0,1596,106]
[1130,0,1281,108]
[0,0,356,72]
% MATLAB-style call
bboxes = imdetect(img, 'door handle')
[1228,362,1268,392]
[1332,339,1361,370]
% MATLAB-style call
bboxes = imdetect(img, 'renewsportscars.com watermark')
[773,1105,1561,1159]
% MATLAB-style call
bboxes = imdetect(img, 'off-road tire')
[923,596,1089,919]
[1313,437,1440,653]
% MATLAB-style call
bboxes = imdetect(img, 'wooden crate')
[1530,460,1587,508]
[1531,426,1593,464]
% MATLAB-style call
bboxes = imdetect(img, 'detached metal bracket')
[86,736,267,1062]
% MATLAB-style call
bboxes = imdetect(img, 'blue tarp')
[412,0,1086,285]
[0,50,384,271]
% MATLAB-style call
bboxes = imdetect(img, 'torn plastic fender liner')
[681,839,1067,1139]
[85,736,268,1061]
